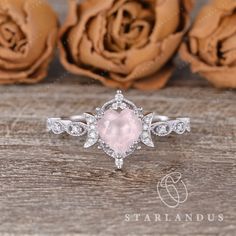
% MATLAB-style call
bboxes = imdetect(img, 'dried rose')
[180,0,236,89]
[59,0,193,90]
[0,0,58,84]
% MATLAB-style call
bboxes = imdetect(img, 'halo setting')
[84,91,154,168]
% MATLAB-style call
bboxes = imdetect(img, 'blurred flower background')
[1,0,234,89]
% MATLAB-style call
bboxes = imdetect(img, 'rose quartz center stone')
[97,108,142,155]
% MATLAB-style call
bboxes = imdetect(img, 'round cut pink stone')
[97,108,142,155]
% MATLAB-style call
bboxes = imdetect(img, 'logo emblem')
[157,172,188,208]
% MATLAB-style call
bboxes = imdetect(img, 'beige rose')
[0,0,58,84]
[59,0,193,90]
[180,0,236,89]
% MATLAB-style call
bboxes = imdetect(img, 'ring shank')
[61,115,85,122]
[47,114,190,137]
[54,114,178,122]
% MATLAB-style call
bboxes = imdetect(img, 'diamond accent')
[67,122,87,137]
[153,123,171,136]
[99,139,140,159]
[84,113,98,148]
[151,118,190,136]
[51,121,64,134]
[115,90,124,102]
[120,103,127,109]
[115,158,123,169]
[175,121,186,134]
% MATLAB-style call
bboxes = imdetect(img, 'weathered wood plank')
[0,84,235,235]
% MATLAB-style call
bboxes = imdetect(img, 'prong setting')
[95,91,146,163]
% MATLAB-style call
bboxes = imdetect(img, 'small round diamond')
[120,103,127,109]
[112,103,118,109]
[52,122,64,134]
[115,158,123,169]
[68,123,83,136]
[96,108,104,117]
[73,125,82,133]
[89,131,97,138]
[88,117,95,123]
[90,124,96,130]
[115,93,124,101]
[175,122,185,134]
[143,124,149,130]
[152,123,171,136]
[142,131,149,139]
[143,137,151,144]
[144,117,151,123]
[157,125,167,134]
[84,138,97,148]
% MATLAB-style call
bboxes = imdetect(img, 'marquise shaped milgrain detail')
[49,120,65,135]
[66,122,87,137]
[152,122,172,136]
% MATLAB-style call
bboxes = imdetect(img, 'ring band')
[47,91,190,169]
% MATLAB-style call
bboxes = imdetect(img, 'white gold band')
[47,116,190,137]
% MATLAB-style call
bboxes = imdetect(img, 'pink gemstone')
[97,108,142,155]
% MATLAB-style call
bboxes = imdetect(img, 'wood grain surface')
[0,1,235,236]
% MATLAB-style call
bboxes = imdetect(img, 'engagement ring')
[47,91,190,169]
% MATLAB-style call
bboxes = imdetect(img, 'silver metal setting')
[47,91,191,169]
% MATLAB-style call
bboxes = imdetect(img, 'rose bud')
[180,0,236,89]
[59,0,193,90]
[0,0,58,84]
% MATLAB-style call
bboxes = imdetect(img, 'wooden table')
[0,1,235,235]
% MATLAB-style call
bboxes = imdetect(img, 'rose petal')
[0,0,58,83]
[133,64,174,90]
[110,32,185,82]
[59,0,193,90]
[67,0,114,63]
[150,0,180,42]
[0,29,57,82]
[213,0,236,11]
[197,14,236,66]
[180,0,236,89]
[180,43,236,88]
[79,34,128,74]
